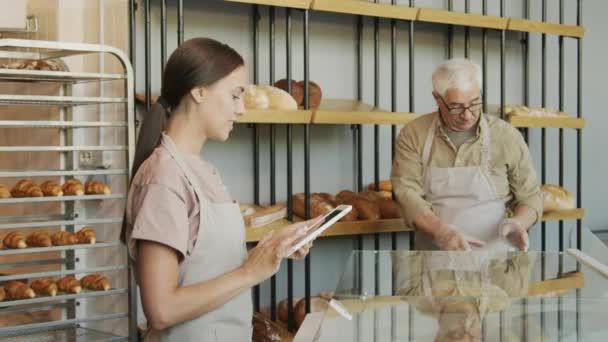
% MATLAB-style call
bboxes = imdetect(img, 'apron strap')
[160,133,209,243]
[479,115,491,170]
[421,116,439,172]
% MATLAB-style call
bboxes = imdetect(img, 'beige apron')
[143,134,253,342]
[415,115,507,250]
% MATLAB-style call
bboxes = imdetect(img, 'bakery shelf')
[0,194,126,204]
[0,120,128,128]
[0,38,134,63]
[541,209,585,222]
[0,217,123,230]
[0,326,127,342]
[311,0,418,20]
[0,288,128,308]
[239,109,313,124]
[417,8,508,30]
[0,265,126,282]
[224,0,311,9]
[0,69,125,83]
[0,241,121,256]
[246,218,411,242]
[312,100,416,125]
[507,115,586,129]
[0,169,126,178]
[508,18,585,38]
[0,145,128,152]
[0,315,129,340]
[0,94,126,106]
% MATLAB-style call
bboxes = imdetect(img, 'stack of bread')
[0,179,110,199]
[2,227,97,249]
[0,273,111,302]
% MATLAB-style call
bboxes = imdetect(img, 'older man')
[391,59,542,251]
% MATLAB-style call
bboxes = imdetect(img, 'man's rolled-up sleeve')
[507,128,543,222]
[391,125,432,227]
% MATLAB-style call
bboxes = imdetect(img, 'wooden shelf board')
[541,209,585,222]
[239,109,313,124]
[313,100,416,125]
[224,0,311,9]
[507,115,586,129]
[311,0,418,20]
[508,18,585,38]
[417,8,508,30]
[246,218,411,242]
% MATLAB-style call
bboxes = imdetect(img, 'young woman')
[121,37,318,341]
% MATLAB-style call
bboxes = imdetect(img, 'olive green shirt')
[390,112,543,227]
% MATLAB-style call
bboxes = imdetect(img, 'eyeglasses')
[438,95,483,116]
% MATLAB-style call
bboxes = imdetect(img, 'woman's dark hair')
[121,38,244,244]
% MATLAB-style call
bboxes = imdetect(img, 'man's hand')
[499,219,529,251]
[433,225,485,251]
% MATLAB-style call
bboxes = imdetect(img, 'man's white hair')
[432,58,482,98]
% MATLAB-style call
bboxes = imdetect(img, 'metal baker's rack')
[0,39,136,341]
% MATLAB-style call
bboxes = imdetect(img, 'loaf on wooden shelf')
[0,184,10,199]
[541,184,575,212]
[57,276,81,294]
[62,179,84,196]
[4,281,35,300]
[31,278,58,297]
[0,59,63,71]
[26,232,52,248]
[40,180,63,197]
[377,197,402,219]
[80,274,111,291]
[273,78,305,106]
[85,180,111,195]
[252,312,282,342]
[51,231,78,246]
[76,226,96,244]
[504,105,567,118]
[292,193,335,219]
[11,179,43,198]
[297,80,323,109]
[243,204,287,228]
[3,231,27,249]
[244,85,298,111]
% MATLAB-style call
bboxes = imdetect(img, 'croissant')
[3,231,27,249]
[31,278,58,297]
[26,232,53,248]
[5,281,35,300]
[76,227,96,244]
[62,179,84,196]
[0,286,5,301]
[51,231,78,246]
[57,276,81,294]
[80,274,111,291]
[0,184,10,199]
[84,181,111,195]
[11,179,43,197]
[40,180,63,197]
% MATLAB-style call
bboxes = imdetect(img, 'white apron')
[147,135,253,342]
[415,115,507,251]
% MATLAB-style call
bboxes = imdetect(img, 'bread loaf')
[62,179,84,196]
[31,278,58,297]
[350,198,381,221]
[244,85,298,111]
[57,276,81,294]
[274,78,305,105]
[292,193,334,219]
[505,105,567,118]
[40,180,63,197]
[3,232,27,249]
[336,190,358,203]
[80,274,111,291]
[76,227,96,244]
[244,204,287,228]
[26,232,52,248]
[0,184,10,199]
[297,80,322,109]
[541,184,574,212]
[51,231,78,246]
[315,192,338,206]
[277,297,301,326]
[252,312,282,342]
[5,281,35,300]
[85,180,111,195]
[377,198,402,219]
[11,179,43,198]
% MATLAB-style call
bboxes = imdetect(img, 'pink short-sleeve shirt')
[125,136,232,262]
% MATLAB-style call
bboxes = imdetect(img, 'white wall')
[133,0,608,311]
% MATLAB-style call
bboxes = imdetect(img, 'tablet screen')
[291,208,346,248]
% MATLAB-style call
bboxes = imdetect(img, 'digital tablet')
[287,205,353,257]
